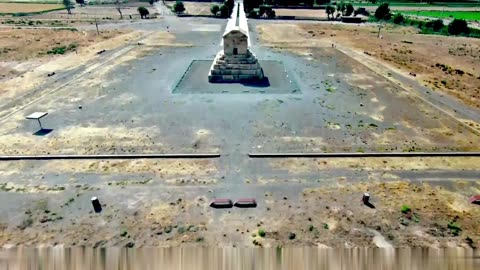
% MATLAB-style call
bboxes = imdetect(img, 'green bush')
[258,228,266,237]
[374,3,390,20]
[393,13,404,24]
[448,222,462,236]
[400,204,411,214]
[248,9,258,19]
[210,4,220,16]
[47,43,77,55]
[448,19,470,35]
[173,1,185,14]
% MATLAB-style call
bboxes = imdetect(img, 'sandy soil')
[0,29,143,100]
[1,177,479,248]
[257,23,480,109]
[274,8,327,18]
[28,5,158,19]
[269,157,480,173]
[0,28,126,62]
[180,1,217,16]
[0,3,63,13]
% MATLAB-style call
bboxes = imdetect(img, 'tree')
[115,0,124,19]
[219,4,229,18]
[259,5,267,17]
[137,6,150,19]
[149,0,154,5]
[374,3,390,20]
[75,0,85,6]
[210,4,220,16]
[224,0,234,17]
[244,0,262,13]
[173,1,185,14]
[393,13,404,24]
[304,0,314,7]
[432,19,444,32]
[345,3,354,16]
[448,19,470,35]
[63,0,73,14]
[326,5,335,20]
[337,2,346,16]
[266,9,276,18]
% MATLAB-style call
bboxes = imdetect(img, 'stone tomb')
[208,27,264,83]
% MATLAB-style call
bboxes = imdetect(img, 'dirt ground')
[0,28,126,62]
[274,8,327,18]
[1,162,479,248]
[0,29,145,100]
[257,23,480,110]
[0,14,479,250]
[180,1,217,16]
[8,4,158,20]
[0,3,63,13]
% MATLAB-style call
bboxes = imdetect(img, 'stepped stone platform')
[208,50,264,82]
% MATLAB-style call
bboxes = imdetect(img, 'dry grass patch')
[0,3,63,13]
[257,23,480,109]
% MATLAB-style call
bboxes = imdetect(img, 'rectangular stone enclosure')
[173,60,299,94]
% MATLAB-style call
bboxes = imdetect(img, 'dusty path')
[154,1,174,16]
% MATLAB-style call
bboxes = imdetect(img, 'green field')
[402,10,480,20]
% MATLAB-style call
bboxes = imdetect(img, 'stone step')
[208,74,264,83]
[213,63,260,70]
[216,59,258,65]
[210,69,262,76]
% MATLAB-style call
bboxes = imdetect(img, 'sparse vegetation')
[47,43,77,55]
[18,217,34,230]
[164,226,173,233]
[401,204,411,214]
[448,221,462,236]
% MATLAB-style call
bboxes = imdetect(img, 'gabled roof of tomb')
[223,26,248,38]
